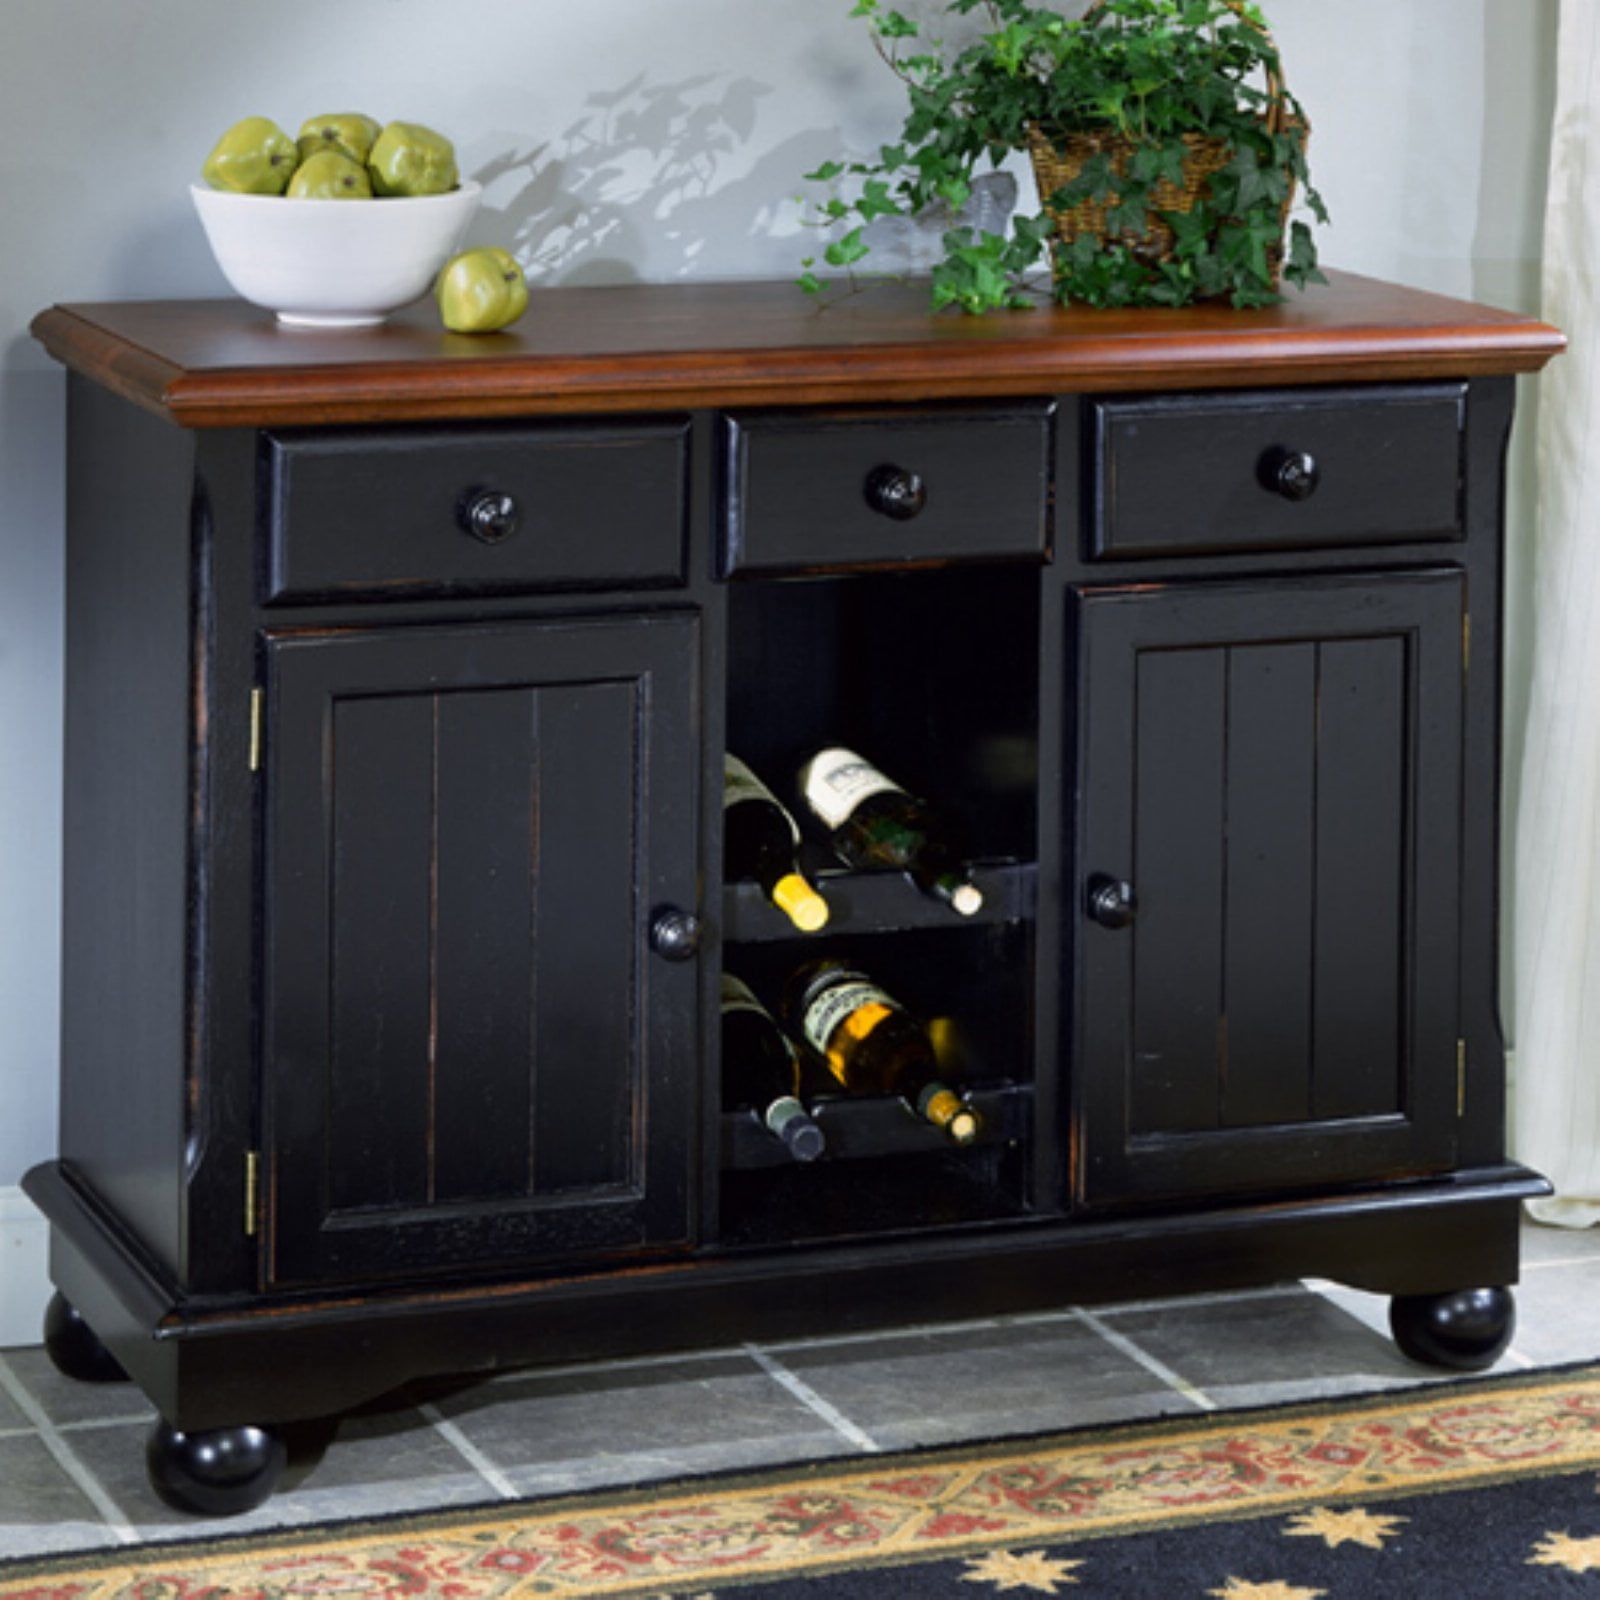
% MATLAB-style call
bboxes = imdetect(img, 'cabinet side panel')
[58,379,195,1275]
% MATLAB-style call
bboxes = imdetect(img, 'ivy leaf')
[824,228,871,267]
[1106,193,1150,237]
[1223,147,1270,212]
[878,9,920,38]
[938,174,973,210]
[804,160,846,183]
[857,179,902,221]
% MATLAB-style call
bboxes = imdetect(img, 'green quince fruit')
[202,116,298,195]
[436,249,529,334]
[286,149,373,200]
[368,121,458,197]
[296,112,382,166]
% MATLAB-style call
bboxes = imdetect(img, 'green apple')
[368,120,458,197]
[286,149,374,200]
[436,249,529,333]
[202,116,298,195]
[296,112,381,166]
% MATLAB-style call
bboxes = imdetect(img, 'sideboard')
[24,273,1564,1514]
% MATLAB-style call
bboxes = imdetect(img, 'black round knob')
[650,907,703,961]
[865,465,928,522]
[459,488,521,544]
[1087,874,1136,930]
[1259,448,1321,502]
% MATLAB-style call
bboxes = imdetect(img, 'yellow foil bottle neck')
[921,1087,983,1145]
[773,873,830,933]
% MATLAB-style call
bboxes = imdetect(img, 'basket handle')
[1079,0,1290,137]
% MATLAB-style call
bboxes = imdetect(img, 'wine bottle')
[783,959,982,1145]
[722,973,826,1162]
[796,747,984,917]
[725,754,830,933]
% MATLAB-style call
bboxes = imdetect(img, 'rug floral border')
[6,1365,1600,1597]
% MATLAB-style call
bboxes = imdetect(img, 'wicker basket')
[1026,0,1304,286]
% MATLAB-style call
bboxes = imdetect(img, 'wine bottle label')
[800,748,905,830]
[725,754,801,843]
[720,972,767,1018]
[801,977,895,1056]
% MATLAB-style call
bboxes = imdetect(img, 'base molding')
[26,1158,1550,1432]
[0,1186,49,1349]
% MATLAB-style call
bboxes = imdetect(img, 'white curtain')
[1514,0,1600,1224]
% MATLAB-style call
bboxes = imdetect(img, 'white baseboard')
[0,1187,49,1349]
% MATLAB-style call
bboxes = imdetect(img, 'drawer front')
[263,419,689,603]
[1088,384,1467,561]
[723,403,1054,577]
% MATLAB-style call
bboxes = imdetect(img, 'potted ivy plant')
[802,0,1327,312]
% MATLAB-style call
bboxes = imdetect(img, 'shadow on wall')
[468,72,842,285]
[465,68,1024,288]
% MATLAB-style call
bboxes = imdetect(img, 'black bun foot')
[1389,1286,1516,1371]
[42,1293,127,1384]
[146,1421,287,1516]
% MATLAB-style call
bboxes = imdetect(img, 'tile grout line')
[0,1354,140,1544]
[417,1400,521,1499]
[743,1344,883,1454]
[1073,1307,1217,1412]
[1013,1282,1306,1325]
[55,1413,159,1434]
[1522,1253,1600,1272]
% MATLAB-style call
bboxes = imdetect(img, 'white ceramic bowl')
[190,180,482,328]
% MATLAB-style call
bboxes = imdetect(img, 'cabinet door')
[1073,571,1463,1205]
[261,613,699,1287]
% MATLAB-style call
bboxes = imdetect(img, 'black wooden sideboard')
[24,273,1564,1513]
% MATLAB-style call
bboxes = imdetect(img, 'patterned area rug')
[7,1367,1600,1598]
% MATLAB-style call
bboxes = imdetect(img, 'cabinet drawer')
[1088,384,1466,561]
[262,419,689,604]
[722,403,1054,577]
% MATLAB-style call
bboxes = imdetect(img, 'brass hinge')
[248,688,264,772]
[244,1150,260,1237]
[248,688,264,773]
[1457,1038,1467,1117]
[1463,613,1472,673]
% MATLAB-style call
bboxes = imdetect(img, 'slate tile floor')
[2,1219,1597,1561]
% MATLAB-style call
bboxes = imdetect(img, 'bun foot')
[1390,1286,1516,1371]
[42,1293,127,1384]
[146,1421,287,1516]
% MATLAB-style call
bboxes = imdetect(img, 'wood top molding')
[32,271,1565,429]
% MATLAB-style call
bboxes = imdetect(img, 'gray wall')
[0,0,1556,1201]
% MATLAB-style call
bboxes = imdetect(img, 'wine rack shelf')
[720,1084,1031,1170]
[722,861,1037,944]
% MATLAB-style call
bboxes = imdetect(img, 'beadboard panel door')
[260,612,700,1288]
[1072,571,1465,1206]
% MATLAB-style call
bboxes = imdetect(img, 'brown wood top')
[32,270,1563,429]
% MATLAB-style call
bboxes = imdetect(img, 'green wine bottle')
[797,747,983,916]
[782,958,982,1146]
[722,973,826,1162]
[725,754,830,932]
